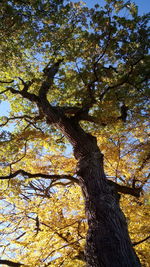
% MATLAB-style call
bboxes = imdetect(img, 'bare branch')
[0,88,10,94]
[0,169,79,184]
[15,232,26,241]
[50,181,74,187]
[7,86,39,103]
[77,113,106,125]
[24,118,44,133]
[0,259,24,267]
[0,80,14,83]
[108,179,142,198]
[0,115,34,127]
[18,77,35,92]
[9,141,27,171]
[73,251,86,261]
[133,235,150,246]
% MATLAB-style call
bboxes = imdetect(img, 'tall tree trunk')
[42,104,141,266]
[76,146,141,266]
[58,120,141,266]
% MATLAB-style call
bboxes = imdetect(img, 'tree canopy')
[0,0,149,266]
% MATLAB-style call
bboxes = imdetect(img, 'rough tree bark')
[55,119,141,267]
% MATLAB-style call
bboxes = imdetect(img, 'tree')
[0,0,149,266]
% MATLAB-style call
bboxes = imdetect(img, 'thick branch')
[0,88,10,94]
[8,87,39,103]
[0,77,39,103]
[76,113,106,125]
[108,180,142,198]
[0,259,24,267]
[18,77,34,92]
[57,106,106,125]
[39,59,63,99]
[0,80,14,83]
[0,169,78,184]
[60,106,82,115]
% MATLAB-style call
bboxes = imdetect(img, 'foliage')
[0,0,149,266]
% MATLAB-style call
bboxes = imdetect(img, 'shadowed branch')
[0,259,25,267]
[133,235,150,246]
[0,169,78,184]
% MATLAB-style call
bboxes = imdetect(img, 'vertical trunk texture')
[58,120,141,266]
[42,104,141,266]
[77,150,141,267]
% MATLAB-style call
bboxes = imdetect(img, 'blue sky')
[72,0,150,14]
[133,0,150,14]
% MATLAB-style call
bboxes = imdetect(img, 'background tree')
[0,0,149,266]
